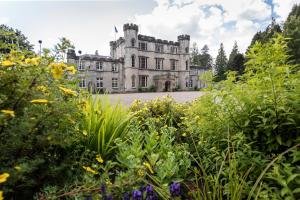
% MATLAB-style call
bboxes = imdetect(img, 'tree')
[53,37,75,62]
[227,41,239,69]
[0,25,33,54]
[229,53,245,75]
[284,4,300,64]
[214,43,228,81]
[199,45,213,69]
[191,42,200,65]
[247,18,282,53]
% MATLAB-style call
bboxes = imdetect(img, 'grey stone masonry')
[67,23,207,93]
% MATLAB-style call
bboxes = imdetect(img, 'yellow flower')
[82,130,88,136]
[30,99,49,104]
[25,57,41,66]
[1,60,15,67]
[0,191,3,200]
[82,166,98,174]
[14,166,21,171]
[1,109,15,117]
[0,173,10,183]
[96,155,104,163]
[36,85,47,92]
[66,66,76,74]
[49,63,67,79]
[59,86,77,96]
[137,169,145,177]
[143,162,154,174]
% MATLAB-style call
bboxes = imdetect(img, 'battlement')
[123,23,139,32]
[138,34,180,46]
[178,34,190,41]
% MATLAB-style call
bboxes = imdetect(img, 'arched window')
[131,55,135,67]
[131,38,136,47]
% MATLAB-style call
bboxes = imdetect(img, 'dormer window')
[131,38,136,47]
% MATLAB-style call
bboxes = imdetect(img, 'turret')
[178,34,190,54]
[123,23,138,48]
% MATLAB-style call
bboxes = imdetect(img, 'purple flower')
[146,185,154,195]
[122,192,130,200]
[132,189,143,200]
[84,195,92,200]
[101,183,106,195]
[106,194,113,200]
[169,182,181,197]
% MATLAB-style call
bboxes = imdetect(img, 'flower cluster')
[0,173,10,199]
[169,182,181,197]
[48,62,76,79]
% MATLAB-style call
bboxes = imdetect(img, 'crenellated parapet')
[123,23,139,32]
[178,34,190,41]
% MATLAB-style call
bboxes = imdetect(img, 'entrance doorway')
[164,81,171,92]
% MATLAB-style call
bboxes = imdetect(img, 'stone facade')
[67,23,207,93]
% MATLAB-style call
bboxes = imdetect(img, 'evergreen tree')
[227,41,239,70]
[199,44,213,69]
[0,25,33,54]
[214,43,228,81]
[191,42,200,65]
[284,4,300,64]
[247,18,282,53]
[229,53,245,75]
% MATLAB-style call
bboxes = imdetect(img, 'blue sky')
[0,0,299,57]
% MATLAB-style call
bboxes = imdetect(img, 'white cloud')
[273,0,300,21]
[0,17,9,24]
[134,0,291,57]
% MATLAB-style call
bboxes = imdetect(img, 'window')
[139,75,148,88]
[139,56,148,69]
[155,58,163,70]
[155,44,164,52]
[131,55,135,67]
[79,78,86,88]
[188,79,193,88]
[131,38,136,47]
[170,46,178,54]
[185,47,189,53]
[132,75,136,88]
[78,60,84,70]
[112,78,118,88]
[186,60,189,70]
[96,77,103,88]
[170,59,177,70]
[112,64,117,72]
[96,62,103,71]
[138,42,147,50]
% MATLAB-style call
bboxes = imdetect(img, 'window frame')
[112,78,118,88]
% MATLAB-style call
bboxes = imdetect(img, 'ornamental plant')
[0,49,82,199]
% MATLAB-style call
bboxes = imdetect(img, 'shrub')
[0,50,82,198]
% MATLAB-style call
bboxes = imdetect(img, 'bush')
[0,50,82,198]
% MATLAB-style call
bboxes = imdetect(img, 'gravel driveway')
[97,91,206,106]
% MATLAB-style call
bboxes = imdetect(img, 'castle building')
[67,23,203,93]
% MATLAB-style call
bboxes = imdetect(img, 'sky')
[0,0,299,58]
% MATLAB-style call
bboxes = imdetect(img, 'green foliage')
[0,50,82,198]
[247,18,282,53]
[214,43,228,81]
[113,119,191,198]
[53,37,75,62]
[0,25,33,54]
[284,4,300,65]
[80,95,132,159]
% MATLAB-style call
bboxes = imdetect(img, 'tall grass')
[81,95,132,159]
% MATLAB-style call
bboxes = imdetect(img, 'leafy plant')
[80,95,132,159]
